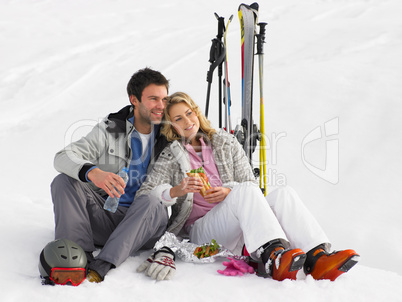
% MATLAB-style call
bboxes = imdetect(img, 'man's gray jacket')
[54,105,167,196]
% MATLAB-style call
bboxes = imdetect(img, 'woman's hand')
[204,187,231,204]
[170,177,203,198]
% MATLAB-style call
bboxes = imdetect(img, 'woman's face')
[168,102,200,141]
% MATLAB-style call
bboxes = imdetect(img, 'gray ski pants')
[51,174,168,267]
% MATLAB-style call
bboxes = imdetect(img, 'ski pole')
[223,15,233,133]
[257,22,267,195]
[205,37,225,118]
[216,14,225,128]
[205,13,225,129]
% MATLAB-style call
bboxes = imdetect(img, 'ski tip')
[238,3,247,10]
[250,2,259,11]
[239,2,259,12]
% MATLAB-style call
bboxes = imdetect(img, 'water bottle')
[103,167,129,213]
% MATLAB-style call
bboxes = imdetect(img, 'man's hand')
[87,168,126,198]
[204,187,231,203]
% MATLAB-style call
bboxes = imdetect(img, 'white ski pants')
[189,183,330,255]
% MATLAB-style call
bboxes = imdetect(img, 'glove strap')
[154,246,176,261]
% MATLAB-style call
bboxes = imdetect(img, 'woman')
[136,92,359,281]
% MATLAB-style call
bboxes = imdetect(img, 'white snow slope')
[1,0,401,301]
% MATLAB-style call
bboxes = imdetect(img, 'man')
[51,67,170,282]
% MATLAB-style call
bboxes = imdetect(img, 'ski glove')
[217,257,255,276]
[137,246,176,281]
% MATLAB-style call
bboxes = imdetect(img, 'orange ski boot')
[305,245,359,281]
[260,240,306,281]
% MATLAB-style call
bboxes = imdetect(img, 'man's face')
[130,84,168,125]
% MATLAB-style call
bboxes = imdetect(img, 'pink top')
[184,137,222,229]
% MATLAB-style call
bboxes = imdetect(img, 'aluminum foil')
[154,232,234,263]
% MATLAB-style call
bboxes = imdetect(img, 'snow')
[1,0,401,301]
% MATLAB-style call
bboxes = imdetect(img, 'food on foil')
[186,166,211,197]
[193,239,220,259]
[154,232,232,263]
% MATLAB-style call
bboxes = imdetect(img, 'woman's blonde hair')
[161,92,216,142]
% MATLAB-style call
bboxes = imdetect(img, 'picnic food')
[193,239,220,259]
[186,166,211,197]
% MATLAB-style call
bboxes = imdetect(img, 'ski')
[205,3,268,194]
[235,3,259,166]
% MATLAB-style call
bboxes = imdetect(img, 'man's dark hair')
[127,67,169,102]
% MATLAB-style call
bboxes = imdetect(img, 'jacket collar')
[105,105,168,162]
[105,105,134,135]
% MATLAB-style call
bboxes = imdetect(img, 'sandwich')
[186,166,211,197]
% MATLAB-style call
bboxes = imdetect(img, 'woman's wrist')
[170,186,178,198]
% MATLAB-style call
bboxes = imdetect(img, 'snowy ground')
[1,0,401,301]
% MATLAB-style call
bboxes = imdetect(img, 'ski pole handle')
[215,13,225,39]
[256,22,267,55]
[209,38,218,64]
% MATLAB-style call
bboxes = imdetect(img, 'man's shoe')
[86,270,103,283]
[305,247,359,281]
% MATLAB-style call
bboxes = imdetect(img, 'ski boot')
[305,244,360,281]
[262,246,306,281]
[244,239,306,281]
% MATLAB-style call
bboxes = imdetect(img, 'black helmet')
[39,239,87,285]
